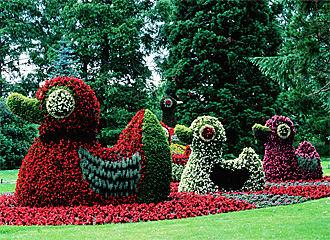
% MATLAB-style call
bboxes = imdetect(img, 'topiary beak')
[174,124,193,144]
[252,123,271,142]
[7,93,46,124]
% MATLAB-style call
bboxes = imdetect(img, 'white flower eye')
[276,123,291,139]
[46,89,75,118]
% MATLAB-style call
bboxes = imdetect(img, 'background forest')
[1,0,329,169]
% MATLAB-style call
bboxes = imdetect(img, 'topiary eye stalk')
[276,123,291,139]
[199,124,216,142]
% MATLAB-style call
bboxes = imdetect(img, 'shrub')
[0,98,38,170]
[136,109,172,203]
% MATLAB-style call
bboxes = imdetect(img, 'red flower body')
[15,77,147,207]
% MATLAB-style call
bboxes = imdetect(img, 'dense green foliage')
[250,0,330,150]
[159,0,283,156]
[2,0,328,158]
[138,109,172,203]
[1,0,163,146]
[0,98,38,170]
[250,0,330,112]
[0,0,42,97]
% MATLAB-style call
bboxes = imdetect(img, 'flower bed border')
[0,176,329,226]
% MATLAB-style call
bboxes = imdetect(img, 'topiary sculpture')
[252,115,323,182]
[7,76,172,207]
[159,96,178,128]
[175,116,265,193]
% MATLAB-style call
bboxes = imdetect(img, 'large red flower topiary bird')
[7,76,171,207]
[252,115,323,182]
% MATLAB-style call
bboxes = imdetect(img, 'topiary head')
[175,116,226,155]
[7,76,100,135]
[266,115,296,143]
[253,115,296,145]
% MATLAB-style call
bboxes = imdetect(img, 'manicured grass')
[0,169,19,183]
[0,197,329,239]
[321,157,330,176]
[0,169,18,193]
[0,183,15,194]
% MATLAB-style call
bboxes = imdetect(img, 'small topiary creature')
[159,96,178,128]
[175,116,265,193]
[252,115,323,182]
[7,76,172,207]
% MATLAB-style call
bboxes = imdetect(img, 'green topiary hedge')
[137,109,172,203]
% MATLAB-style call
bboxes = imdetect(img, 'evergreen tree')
[61,0,159,146]
[251,1,330,111]
[49,38,81,78]
[160,0,283,155]
[250,0,330,150]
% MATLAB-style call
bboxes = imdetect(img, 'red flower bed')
[262,185,330,200]
[1,178,329,226]
[0,187,254,226]
[261,176,330,199]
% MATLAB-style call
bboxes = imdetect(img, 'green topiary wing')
[136,109,172,203]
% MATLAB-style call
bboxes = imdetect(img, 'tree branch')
[307,81,330,96]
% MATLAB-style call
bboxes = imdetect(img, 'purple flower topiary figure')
[252,115,323,182]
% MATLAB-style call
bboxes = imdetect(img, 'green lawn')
[0,197,329,239]
[322,157,330,176]
[0,158,329,240]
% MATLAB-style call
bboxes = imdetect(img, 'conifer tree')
[49,38,81,79]
[161,0,283,155]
